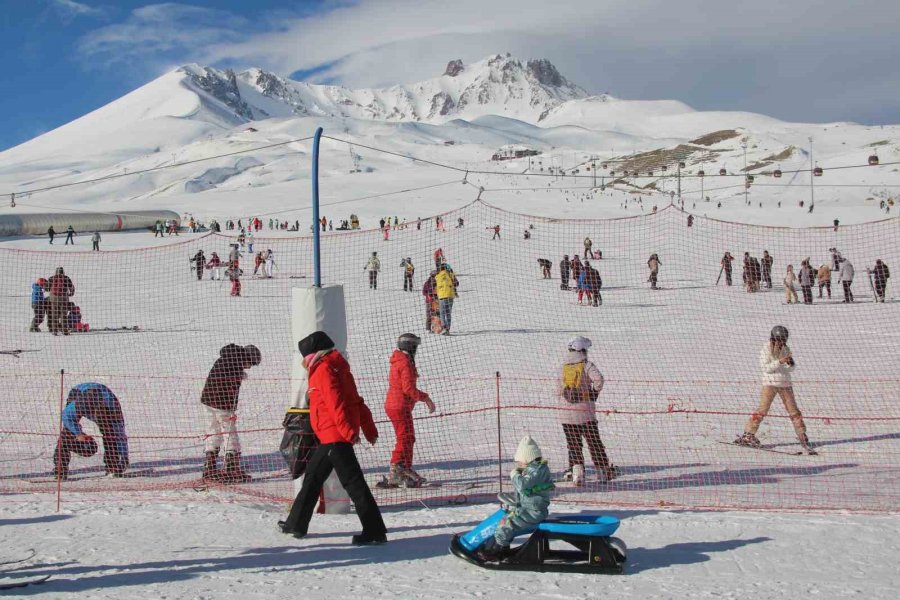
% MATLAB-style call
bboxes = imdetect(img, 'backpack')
[562,362,590,403]
[280,408,319,479]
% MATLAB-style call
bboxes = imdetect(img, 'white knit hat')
[515,435,542,464]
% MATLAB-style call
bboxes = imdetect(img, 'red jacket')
[384,350,429,413]
[308,351,377,445]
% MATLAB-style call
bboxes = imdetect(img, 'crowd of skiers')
[721,247,890,304]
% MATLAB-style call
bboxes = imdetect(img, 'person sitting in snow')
[478,435,554,560]
[64,303,89,332]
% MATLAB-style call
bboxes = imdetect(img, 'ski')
[0,550,35,566]
[718,441,806,456]
[375,477,440,489]
[0,574,50,589]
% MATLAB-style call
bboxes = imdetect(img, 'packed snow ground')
[1,496,898,599]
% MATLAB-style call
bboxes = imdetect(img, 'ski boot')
[734,432,761,448]
[397,465,423,488]
[202,450,223,482]
[798,435,818,456]
[406,467,427,486]
[380,463,405,487]
[599,464,621,483]
[222,452,251,484]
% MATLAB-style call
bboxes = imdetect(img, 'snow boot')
[734,432,762,448]
[798,434,818,456]
[396,465,422,488]
[406,466,427,486]
[202,451,223,482]
[222,452,251,484]
[351,532,388,546]
[383,463,405,487]
[599,464,620,482]
[572,464,585,486]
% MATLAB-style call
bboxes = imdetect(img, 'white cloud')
[48,0,105,23]
[74,0,900,124]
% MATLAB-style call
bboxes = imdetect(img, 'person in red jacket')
[280,331,387,545]
[383,334,434,487]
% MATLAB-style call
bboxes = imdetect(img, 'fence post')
[56,368,65,513]
[495,371,502,493]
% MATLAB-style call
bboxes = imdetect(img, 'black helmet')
[244,344,262,366]
[770,325,789,342]
[397,333,422,354]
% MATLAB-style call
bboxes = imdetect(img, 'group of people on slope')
[29,267,87,334]
[189,246,258,296]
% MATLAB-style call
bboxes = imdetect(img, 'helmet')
[372,251,377,256]
[568,336,592,352]
[397,333,422,355]
[406,257,411,262]
[770,326,789,342]
[244,344,262,366]
[37,278,47,286]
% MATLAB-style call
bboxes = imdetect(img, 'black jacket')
[201,345,257,411]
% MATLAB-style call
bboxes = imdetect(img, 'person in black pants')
[280,332,387,545]
[560,255,571,289]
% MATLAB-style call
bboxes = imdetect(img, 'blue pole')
[312,127,323,287]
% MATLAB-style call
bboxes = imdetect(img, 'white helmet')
[568,336,592,352]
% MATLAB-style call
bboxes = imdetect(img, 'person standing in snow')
[30,278,48,332]
[761,251,774,289]
[783,265,799,304]
[839,258,855,303]
[64,225,75,245]
[226,261,243,297]
[558,336,617,485]
[228,243,241,265]
[154,220,164,237]
[817,264,831,299]
[560,255,571,290]
[47,267,75,335]
[721,252,734,286]
[571,255,583,285]
[435,263,458,335]
[400,257,415,291]
[280,331,387,545]
[583,237,593,259]
[433,248,444,269]
[253,251,264,277]
[871,259,890,303]
[91,231,101,251]
[206,252,222,280]
[53,383,129,480]
[264,249,276,279]
[365,252,380,289]
[191,250,207,281]
[735,326,815,454]
[798,259,815,304]
[47,225,56,245]
[491,224,501,240]
[200,344,261,483]
[647,253,660,290]
[422,268,439,332]
[476,435,554,560]
[383,333,435,487]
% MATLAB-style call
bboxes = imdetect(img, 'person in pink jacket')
[384,333,434,487]
[558,336,617,485]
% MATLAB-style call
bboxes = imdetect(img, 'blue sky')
[1,0,899,152]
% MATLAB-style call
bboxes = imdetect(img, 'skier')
[435,263,458,335]
[584,262,602,307]
[382,223,390,241]
[30,278,47,332]
[571,255,583,285]
[246,230,254,253]
[365,251,381,289]
[735,326,816,454]
[761,251,774,289]
[830,248,843,273]
[583,237,593,259]
[253,251,264,276]
[782,265,798,304]
[537,258,552,279]
[422,268,439,332]
[720,252,734,286]
[154,220,164,237]
[280,331,387,545]
[64,225,75,245]
[647,254,660,290]
[558,337,617,484]
[47,267,75,335]
[47,225,55,245]
[206,252,223,280]
[91,231,101,251]
[401,257,415,291]
[491,225,501,240]
[476,435,553,560]
[433,248,444,269]
[383,333,435,487]
[576,263,590,305]
[839,258,855,303]
[871,259,890,302]
[228,243,241,265]
[200,344,261,483]
[813,264,830,299]
[191,250,207,281]
[226,261,243,297]
[53,383,129,480]
[798,259,815,304]
[264,249,276,279]
[560,255,571,290]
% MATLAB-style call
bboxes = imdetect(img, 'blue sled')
[450,509,626,573]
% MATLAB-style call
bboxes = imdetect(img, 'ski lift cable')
[1,135,316,199]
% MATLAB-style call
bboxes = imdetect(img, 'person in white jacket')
[783,265,799,304]
[557,336,617,485]
[735,326,815,454]
[838,258,855,303]
[364,252,381,289]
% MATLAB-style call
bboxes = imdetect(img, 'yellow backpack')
[562,362,586,403]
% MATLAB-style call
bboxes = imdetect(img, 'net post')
[495,371,502,493]
[312,127,323,288]
[56,368,65,513]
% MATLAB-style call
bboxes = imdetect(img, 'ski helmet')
[37,278,47,286]
[770,325,789,342]
[568,336,592,352]
[397,333,422,355]
[244,344,262,366]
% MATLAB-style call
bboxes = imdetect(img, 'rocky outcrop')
[444,59,464,77]
[189,68,253,120]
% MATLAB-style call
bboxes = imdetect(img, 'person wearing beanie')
[559,336,617,485]
[200,344,261,483]
[478,435,554,561]
[383,333,434,487]
[281,331,388,545]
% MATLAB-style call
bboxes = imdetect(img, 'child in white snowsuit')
[481,436,554,557]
